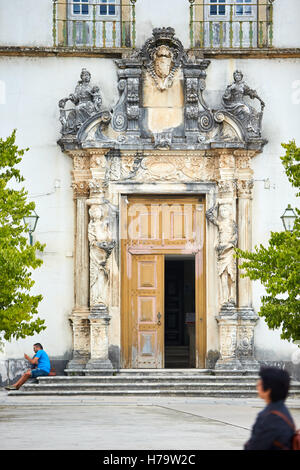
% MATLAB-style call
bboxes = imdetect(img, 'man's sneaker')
[5,385,18,391]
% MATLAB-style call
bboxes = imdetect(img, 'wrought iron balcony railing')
[52,0,137,49]
[189,1,275,49]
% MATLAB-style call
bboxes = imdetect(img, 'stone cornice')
[1,46,300,59]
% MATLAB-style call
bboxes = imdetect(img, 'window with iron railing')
[52,0,137,49]
[189,1,275,49]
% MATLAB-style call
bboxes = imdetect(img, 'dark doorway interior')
[164,257,195,368]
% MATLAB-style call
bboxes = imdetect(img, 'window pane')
[108,3,116,15]
[210,0,217,15]
[219,5,225,15]
[82,0,89,15]
[73,0,80,15]
[245,0,252,15]
[100,0,107,15]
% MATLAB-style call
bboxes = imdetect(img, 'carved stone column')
[237,178,254,308]
[209,153,242,369]
[236,174,259,369]
[68,178,91,370]
[86,185,115,370]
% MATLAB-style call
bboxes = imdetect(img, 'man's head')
[257,366,290,403]
[33,343,43,353]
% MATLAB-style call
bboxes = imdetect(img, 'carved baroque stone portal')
[59,27,266,371]
[58,27,266,152]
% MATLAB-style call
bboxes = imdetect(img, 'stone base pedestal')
[67,355,90,371]
[215,304,243,370]
[237,308,260,370]
[67,311,90,371]
[215,306,260,370]
[85,359,113,370]
[86,304,113,370]
[215,357,243,370]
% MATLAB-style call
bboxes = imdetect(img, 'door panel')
[121,195,206,369]
[131,255,164,368]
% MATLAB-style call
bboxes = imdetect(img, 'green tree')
[0,130,46,344]
[236,140,300,344]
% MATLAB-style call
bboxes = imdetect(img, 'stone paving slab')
[0,390,299,450]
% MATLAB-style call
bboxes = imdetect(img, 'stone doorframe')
[66,147,260,371]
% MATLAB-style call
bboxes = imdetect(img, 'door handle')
[157,312,161,326]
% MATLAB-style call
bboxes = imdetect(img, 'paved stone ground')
[0,390,299,450]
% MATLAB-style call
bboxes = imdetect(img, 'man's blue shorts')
[31,368,49,378]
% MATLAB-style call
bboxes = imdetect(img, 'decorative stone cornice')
[68,147,260,194]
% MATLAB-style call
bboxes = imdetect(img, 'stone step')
[8,368,300,397]
[8,389,300,398]
[21,382,300,393]
[65,368,260,377]
[37,375,262,384]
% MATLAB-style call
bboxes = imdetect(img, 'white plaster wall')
[273,0,300,48]
[0,0,53,47]
[135,0,190,49]
[0,57,118,360]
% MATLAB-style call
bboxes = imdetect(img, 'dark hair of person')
[34,343,43,350]
[259,366,290,402]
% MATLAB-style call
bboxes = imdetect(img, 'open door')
[131,254,164,368]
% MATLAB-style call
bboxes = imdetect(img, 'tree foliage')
[236,140,300,344]
[0,130,46,342]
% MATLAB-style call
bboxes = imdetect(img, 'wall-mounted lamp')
[280,204,296,232]
[23,210,39,245]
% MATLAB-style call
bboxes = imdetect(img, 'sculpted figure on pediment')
[59,68,102,135]
[222,70,265,137]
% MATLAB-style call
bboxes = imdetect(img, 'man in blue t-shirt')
[5,343,50,391]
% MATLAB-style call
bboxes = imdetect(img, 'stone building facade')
[0,0,299,383]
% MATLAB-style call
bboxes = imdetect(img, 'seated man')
[5,343,50,391]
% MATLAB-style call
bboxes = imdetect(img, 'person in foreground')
[5,343,50,391]
[244,366,296,450]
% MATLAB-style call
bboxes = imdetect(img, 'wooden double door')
[121,195,206,369]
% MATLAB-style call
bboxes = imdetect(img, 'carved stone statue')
[222,70,265,136]
[206,202,238,306]
[88,204,115,308]
[59,68,102,135]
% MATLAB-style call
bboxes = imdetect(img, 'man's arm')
[24,353,38,365]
